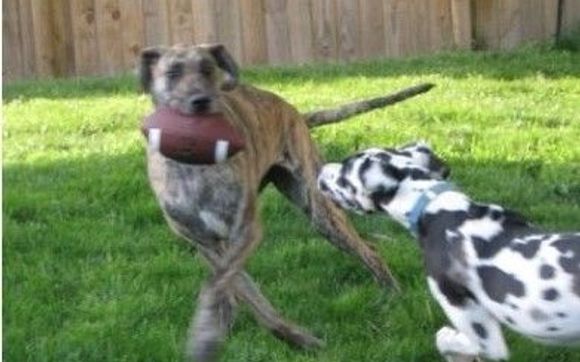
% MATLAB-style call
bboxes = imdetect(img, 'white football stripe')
[148,128,161,152]
[215,140,230,162]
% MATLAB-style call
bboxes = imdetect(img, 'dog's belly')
[147,151,243,243]
[466,233,580,344]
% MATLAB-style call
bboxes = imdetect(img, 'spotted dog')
[318,143,580,361]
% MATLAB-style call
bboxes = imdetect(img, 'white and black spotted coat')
[318,143,580,360]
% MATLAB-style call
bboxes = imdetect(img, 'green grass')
[4,44,580,362]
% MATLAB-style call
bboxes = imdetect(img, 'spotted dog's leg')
[428,278,509,361]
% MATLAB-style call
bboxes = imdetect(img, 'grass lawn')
[3,44,580,361]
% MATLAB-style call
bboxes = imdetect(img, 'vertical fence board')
[473,0,499,49]
[17,0,37,77]
[240,0,267,65]
[542,0,558,40]
[30,0,56,77]
[311,0,337,61]
[384,0,418,57]
[265,0,292,64]
[497,0,522,50]
[430,0,454,51]
[359,0,385,59]
[414,0,430,53]
[96,0,124,75]
[70,0,100,75]
[51,0,75,77]
[287,0,314,63]
[563,0,580,33]
[5,0,580,81]
[214,0,243,61]
[451,0,472,48]
[143,0,170,46]
[192,0,217,44]
[167,0,195,44]
[119,0,145,69]
[3,0,24,80]
[383,0,398,57]
[336,0,360,61]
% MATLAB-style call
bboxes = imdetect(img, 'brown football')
[141,107,245,164]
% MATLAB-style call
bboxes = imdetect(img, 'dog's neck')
[381,179,464,235]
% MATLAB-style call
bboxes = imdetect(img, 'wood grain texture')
[4,0,577,80]
[265,0,291,64]
[192,0,217,44]
[336,0,361,61]
[167,0,195,44]
[451,0,472,49]
[311,0,338,61]
[119,0,145,69]
[562,0,580,33]
[214,0,243,61]
[17,0,37,77]
[96,0,124,74]
[359,0,386,59]
[287,0,314,64]
[30,0,56,77]
[3,0,24,80]
[70,0,100,75]
[143,0,170,46]
[240,0,267,65]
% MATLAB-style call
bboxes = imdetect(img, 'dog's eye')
[166,63,184,81]
[199,60,214,77]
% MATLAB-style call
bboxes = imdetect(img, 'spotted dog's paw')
[436,326,480,357]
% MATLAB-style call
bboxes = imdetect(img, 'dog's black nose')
[190,96,211,112]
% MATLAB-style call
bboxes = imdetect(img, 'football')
[141,107,245,164]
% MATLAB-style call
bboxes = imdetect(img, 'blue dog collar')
[407,182,455,236]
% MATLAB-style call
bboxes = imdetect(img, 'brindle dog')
[139,43,433,361]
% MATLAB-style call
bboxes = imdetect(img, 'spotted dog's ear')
[139,46,166,92]
[401,141,450,180]
[204,44,239,91]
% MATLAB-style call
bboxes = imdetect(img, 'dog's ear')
[205,44,239,91]
[139,47,165,92]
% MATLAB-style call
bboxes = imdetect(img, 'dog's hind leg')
[198,246,324,349]
[268,122,400,290]
[269,165,399,290]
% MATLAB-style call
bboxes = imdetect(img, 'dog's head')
[317,142,450,214]
[139,44,238,115]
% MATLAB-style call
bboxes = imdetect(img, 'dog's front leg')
[187,194,262,362]
[428,278,509,361]
[198,245,324,350]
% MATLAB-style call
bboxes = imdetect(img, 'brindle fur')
[140,43,432,361]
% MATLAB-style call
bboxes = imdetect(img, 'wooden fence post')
[451,0,473,49]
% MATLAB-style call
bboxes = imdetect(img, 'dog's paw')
[436,326,480,356]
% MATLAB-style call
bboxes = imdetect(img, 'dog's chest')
[147,152,243,242]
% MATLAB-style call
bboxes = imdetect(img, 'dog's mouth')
[167,94,219,116]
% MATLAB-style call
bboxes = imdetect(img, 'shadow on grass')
[4,46,580,104]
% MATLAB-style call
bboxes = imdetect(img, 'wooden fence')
[3,0,580,81]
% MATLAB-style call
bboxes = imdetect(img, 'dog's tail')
[303,83,435,128]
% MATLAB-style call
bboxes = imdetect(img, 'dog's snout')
[318,164,341,182]
[189,96,212,112]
